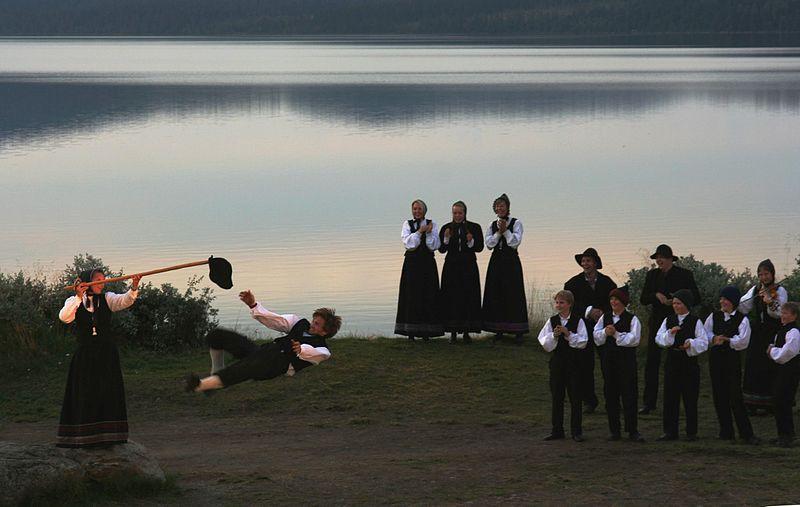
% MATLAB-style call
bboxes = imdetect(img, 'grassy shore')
[2,337,800,505]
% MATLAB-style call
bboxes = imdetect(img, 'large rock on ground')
[0,440,165,505]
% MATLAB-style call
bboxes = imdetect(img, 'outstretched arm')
[240,290,301,333]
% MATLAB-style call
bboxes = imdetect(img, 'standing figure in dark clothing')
[767,302,800,448]
[395,199,444,341]
[592,287,644,442]
[185,290,340,393]
[639,244,701,415]
[564,247,617,413]
[704,286,758,444]
[739,259,788,413]
[438,201,484,344]
[57,269,141,448]
[655,289,708,441]
[482,193,529,344]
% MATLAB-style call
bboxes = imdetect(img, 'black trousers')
[549,352,582,436]
[663,351,700,437]
[603,348,638,435]
[207,329,290,387]
[577,337,599,409]
[773,363,800,438]
[643,329,662,409]
[709,346,753,439]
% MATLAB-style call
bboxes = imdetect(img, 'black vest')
[405,219,435,258]
[74,294,113,341]
[774,323,799,348]
[549,313,581,355]
[773,323,800,369]
[601,311,634,349]
[274,319,329,373]
[490,217,518,256]
[665,313,700,349]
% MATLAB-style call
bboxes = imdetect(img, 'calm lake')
[1,39,799,336]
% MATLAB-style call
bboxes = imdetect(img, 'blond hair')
[554,290,574,306]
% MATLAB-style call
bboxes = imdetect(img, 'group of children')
[538,283,800,447]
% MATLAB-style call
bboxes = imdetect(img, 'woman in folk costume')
[482,193,528,344]
[739,259,788,413]
[438,201,484,344]
[395,199,444,341]
[56,269,141,448]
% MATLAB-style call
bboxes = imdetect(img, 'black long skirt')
[743,323,778,409]
[57,337,129,448]
[395,252,443,337]
[482,250,529,334]
[439,256,482,333]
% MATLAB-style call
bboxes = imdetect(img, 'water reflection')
[3,81,800,150]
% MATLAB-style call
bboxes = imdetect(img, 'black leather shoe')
[543,433,565,441]
[629,432,646,442]
[685,434,698,442]
[656,433,677,441]
[607,433,622,441]
[572,434,585,443]
[183,372,201,393]
[638,406,654,415]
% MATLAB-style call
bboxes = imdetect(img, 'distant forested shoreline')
[1,0,799,41]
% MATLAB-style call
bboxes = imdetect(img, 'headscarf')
[758,259,776,276]
[411,199,428,218]
[452,200,467,219]
[493,193,510,214]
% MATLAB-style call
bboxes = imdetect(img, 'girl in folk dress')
[395,199,443,341]
[57,269,141,448]
[482,193,528,344]
[438,201,484,343]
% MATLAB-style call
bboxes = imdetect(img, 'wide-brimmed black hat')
[650,244,678,261]
[208,256,233,290]
[575,248,602,270]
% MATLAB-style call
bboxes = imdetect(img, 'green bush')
[0,253,217,354]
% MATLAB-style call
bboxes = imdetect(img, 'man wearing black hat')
[639,244,701,415]
[564,248,617,413]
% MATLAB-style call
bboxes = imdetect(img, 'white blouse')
[769,328,800,365]
[485,218,523,250]
[655,313,708,357]
[401,219,440,252]
[59,290,139,324]
[738,285,788,319]
[538,315,588,352]
[593,313,642,347]
[703,312,750,351]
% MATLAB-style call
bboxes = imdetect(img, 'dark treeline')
[1,0,799,37]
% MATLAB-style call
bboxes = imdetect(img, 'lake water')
[1,39,799,337]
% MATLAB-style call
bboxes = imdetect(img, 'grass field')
[2,336,799,505]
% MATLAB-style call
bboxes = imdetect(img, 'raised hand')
[74,278,87,299]
[239,290,256,308]
[291,340,302,355]
[130,274,142,291]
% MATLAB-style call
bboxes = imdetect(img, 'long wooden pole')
[64,259,209,290]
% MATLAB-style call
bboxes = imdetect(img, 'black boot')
[463,333,472,344]
[450,332,457,344]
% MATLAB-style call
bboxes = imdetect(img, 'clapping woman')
[438,201,484,343]
[395,199,444,341]
[482,193,529,344]
[56,269,141,448]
